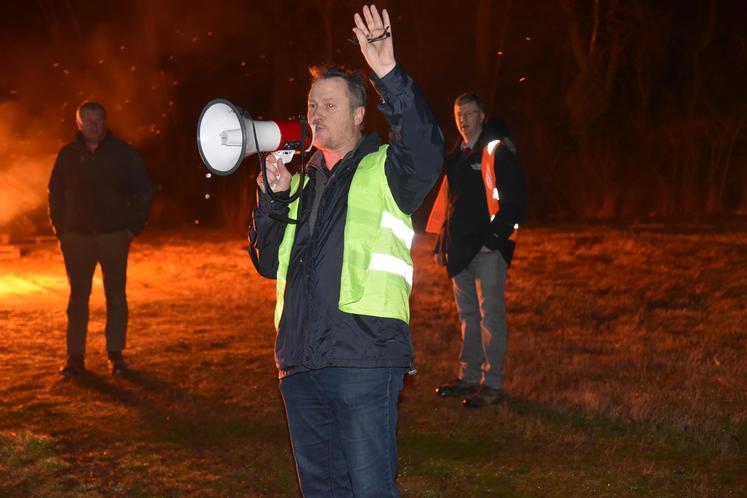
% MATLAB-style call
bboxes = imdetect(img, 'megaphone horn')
[196,99,314,176]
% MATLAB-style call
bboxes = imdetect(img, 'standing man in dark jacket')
[48,101,151,377]
[431,93,527,408]
[249,5,442,496]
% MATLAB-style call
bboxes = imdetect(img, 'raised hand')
[352,5,396,78]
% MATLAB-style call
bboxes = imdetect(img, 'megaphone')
[196,99,314,176]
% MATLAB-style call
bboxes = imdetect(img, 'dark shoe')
[435,379,480,398]
[108,359,128,376]
[59,356,85,377]
[107,351,128,376]
[463,387,506,408]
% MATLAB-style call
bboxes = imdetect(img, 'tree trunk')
[474,0,493,95]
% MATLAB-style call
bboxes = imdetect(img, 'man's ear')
[354,106,365,127]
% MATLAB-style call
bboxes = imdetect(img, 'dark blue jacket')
[435,118,528,277]
[48,132,152,236]
[250,65,443,375]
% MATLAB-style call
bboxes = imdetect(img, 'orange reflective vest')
[426,140,518,242]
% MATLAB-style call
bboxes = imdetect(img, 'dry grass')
[0,222,745,497]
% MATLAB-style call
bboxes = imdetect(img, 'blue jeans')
[279,367,405,498]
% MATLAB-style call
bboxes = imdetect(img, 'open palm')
[352,5,396,78]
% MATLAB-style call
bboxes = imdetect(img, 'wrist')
[373,62,396,79]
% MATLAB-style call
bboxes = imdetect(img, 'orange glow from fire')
[0,274,67,297]
[0,152,55,227]
[0,101,59,229]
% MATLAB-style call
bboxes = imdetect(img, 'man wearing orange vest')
[428,93,527,408]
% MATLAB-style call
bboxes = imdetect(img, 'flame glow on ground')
[0,264,101,302]
[0,274,67,296]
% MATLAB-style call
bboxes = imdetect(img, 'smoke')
[0,100,58,230]
[0,0,340,232]
[0,3,182,232]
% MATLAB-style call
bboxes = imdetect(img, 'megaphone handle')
[260,152,301,208]
[272,150,295,165]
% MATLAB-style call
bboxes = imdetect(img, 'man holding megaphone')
[248,5,443,496]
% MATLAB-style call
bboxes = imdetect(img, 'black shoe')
[463,387,506,408]
[59,357,85,377]
[107,351,128,376]
[109,360,128,376]
[435,379,480,398]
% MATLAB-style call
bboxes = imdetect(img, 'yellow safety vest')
[275,145,414,330]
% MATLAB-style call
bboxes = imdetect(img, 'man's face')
[307,77,364,153]
[454,101,485,143]
[76,108,107,144]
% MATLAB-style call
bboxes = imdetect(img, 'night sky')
[1,0,744,231]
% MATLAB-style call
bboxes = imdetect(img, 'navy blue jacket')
[48,132,152,236]
[435,118,528,277]
[250,65,443,375]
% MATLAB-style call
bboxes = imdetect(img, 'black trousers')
[60,230,131,357]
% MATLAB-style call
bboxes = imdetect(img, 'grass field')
[1,222,745,497]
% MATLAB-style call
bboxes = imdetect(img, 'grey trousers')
[60,230,131,357]
[451,250,508,389]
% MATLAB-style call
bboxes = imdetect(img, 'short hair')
[76,101,107,121]
[309,65,367,109]
[454,93,485,113]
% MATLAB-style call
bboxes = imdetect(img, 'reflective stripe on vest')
[482,140,519,241]
[274,144,412,330]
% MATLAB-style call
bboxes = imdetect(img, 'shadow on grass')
[61,368,288,449]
